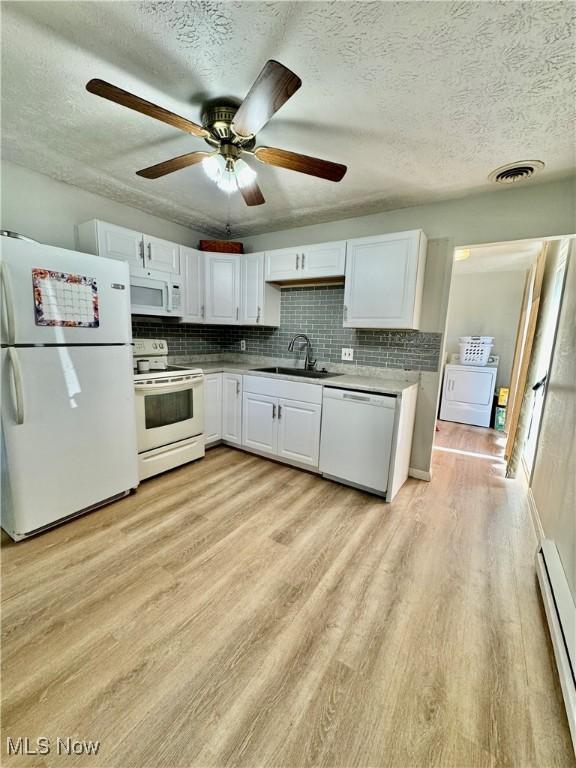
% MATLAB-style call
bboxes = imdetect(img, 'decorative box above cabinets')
[241,253,280,326]
[265,241,346,283]
[77,220,181,277]
[343,230,427,329]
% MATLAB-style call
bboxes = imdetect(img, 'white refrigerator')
[1,235,139,540]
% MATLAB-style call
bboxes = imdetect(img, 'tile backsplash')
[132,286,441,372]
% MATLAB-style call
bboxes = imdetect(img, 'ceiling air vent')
[488,160,545,184]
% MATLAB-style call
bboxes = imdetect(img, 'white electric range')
[133,339,205,479]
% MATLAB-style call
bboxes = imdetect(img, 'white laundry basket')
[458,336,494,366]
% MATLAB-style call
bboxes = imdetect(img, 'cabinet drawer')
[242,375,322,404]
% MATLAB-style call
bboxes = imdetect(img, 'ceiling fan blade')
[254,146,347,182]
[136,151,212,179]
[239,179,265,206]
[232,60,301,138]
[86,79,209,138]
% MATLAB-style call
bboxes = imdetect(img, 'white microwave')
[130,273,182,317]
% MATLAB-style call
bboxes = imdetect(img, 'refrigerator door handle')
[1,263,16,345]
[8,347,25,425]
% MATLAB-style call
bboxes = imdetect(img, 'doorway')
[434,235,571,474]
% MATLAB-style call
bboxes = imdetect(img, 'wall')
[530,246,575,600]
[133,286,442,372]
[444,270,527,388]
[0,162,204,251]
[242,177,575,253]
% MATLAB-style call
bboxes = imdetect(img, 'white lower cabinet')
[204,373,222,445]
[277,398,322,466]
[241,376,322,468]
[222,373,243,445]
[242,393,278,453]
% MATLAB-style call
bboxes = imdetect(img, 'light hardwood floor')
[2,426,574,767]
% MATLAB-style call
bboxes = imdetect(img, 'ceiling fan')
[86,60,347,207]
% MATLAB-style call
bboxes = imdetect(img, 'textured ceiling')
[2,1,575,237]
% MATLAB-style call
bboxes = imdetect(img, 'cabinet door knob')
[344,304,348,319]
[256,306,261,323]
[236,306,239,321]
[201,305,205,319]
[147,242,152,260]
[139,240,145,262]
[272,403,276,419]
[236,381,240,396]
[302,254,305,269]
[296,254,299,270]
[278,404,282,420]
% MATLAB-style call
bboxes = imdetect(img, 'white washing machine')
[439,354,499,427]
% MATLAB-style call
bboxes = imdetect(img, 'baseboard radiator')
[536,539,576,751]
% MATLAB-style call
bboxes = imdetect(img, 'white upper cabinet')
[344,230,427,329]
[204,253,241,324]
[142,234,180,275]
[300,241,346,279]
[265,247,301,281]
[265,241,346,282]
[180,246,205,323]
[78,220,144,270]
[242,253,281,326]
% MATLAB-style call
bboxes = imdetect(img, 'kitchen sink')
[253,367,342,379]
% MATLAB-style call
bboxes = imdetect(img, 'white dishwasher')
[320,388,396,495]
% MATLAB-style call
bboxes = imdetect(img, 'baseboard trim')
[527,486,545,543]
[536,545,576,753]
[408,467,432,482]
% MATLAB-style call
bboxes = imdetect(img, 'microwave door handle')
[166,284,173,313]
[1,263,16,345]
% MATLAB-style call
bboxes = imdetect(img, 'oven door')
[135,375,204,453]
[130,275,170,317]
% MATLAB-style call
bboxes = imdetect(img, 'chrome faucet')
[288,333,317,371]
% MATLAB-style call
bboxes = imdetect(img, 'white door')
[204,254,241,324]
[203,373,222,444]
[344,231,422,328]
[222,373,243,445]
[277,398,321,467]
[1,238,132,345]
[265,247,300,281]
[242,253,265,324]
[96,221,144,269]
[301,242,346,278]
[181,246,205,323]
[1,345,138,538]
[242,392,277,454]
[143,235,180,275]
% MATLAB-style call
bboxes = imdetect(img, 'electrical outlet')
[240,339,246,352]
[341,347,354,361]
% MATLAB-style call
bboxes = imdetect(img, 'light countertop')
[174,359,418,397]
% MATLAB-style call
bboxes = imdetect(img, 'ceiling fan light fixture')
[217,167,238,194]
[235,158,257,189]
[202,154,225,182]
